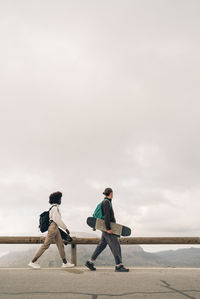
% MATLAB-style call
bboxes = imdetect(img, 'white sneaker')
[61,262,75,268]
[28,261,40,269]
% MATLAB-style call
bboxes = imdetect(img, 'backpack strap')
[49,204,57,212]
[103,198,112,208]
[48,205,57,224]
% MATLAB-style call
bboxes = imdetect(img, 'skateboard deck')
[59,227,73,243]
[87,217,131,237]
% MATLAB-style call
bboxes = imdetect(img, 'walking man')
[85,188,129,272]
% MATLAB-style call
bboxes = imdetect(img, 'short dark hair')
[103,187,113,197]
[49,191,62,204]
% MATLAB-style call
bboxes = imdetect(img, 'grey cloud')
[0,1,200,252]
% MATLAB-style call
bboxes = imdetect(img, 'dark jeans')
[91,231,122,265]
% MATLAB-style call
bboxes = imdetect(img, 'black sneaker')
[85,260,96,271]
[115,265,129,272]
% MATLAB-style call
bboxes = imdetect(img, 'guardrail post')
[71,244,77,266]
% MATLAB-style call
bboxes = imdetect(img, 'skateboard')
[58,227,73,243]
[87,217,131,237]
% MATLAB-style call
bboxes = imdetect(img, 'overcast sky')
[0,0,200,253]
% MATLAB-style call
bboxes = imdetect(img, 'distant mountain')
[0,245,173,268]
[0,243,146,268]
[1,234,200,268]
[156,247,200,267]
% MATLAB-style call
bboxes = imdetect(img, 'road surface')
[0,267,200,299]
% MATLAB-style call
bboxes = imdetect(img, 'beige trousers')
[34,221,66,260]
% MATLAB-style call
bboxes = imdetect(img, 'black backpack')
[39,205,56,233]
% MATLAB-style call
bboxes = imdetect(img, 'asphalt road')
[0,267,200,299]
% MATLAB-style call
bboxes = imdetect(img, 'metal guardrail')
[1,236,200,265]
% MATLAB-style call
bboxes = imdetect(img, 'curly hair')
[49,191,62,204]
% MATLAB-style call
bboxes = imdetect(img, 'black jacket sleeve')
[102,200,111,230]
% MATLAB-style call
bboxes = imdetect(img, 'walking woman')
[28,191,74,269]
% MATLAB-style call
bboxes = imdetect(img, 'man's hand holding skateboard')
[107,230,113,234]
